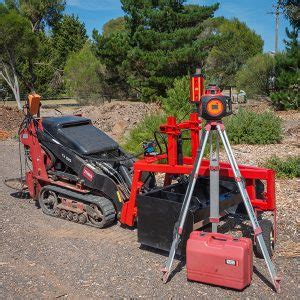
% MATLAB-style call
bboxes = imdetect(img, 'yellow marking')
[117,191,123,203]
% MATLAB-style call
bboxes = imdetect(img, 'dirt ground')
[0,100,299,298]
[0,106,23,140]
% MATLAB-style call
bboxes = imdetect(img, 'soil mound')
[75,101,161,140]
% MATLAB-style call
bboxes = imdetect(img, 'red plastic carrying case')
[186,231,253,290]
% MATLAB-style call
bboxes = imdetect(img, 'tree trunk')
[13,72,22,110]
[0,64,22,110]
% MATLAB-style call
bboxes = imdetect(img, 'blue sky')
[66,0,291,52]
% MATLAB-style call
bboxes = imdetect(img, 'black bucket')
[137,177,241,255]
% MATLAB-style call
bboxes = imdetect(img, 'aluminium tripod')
[162,120,281,292]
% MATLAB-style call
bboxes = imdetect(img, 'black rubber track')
[39,186,116,228]
[87,195,116,228]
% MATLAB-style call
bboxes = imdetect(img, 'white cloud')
[67,0,121,11]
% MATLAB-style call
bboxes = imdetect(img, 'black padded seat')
[42,116,119,155]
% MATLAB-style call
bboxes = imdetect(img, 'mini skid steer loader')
[19,94,155,228]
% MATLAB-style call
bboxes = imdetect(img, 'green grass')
[265,156,300,178]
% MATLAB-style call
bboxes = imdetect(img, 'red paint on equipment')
[209,217,220,223]
[82,167,95,181]
[254,227,262,235]
[186,231,253,290]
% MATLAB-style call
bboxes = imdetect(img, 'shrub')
[236,53,275,98]
[64,43,107,104]
[160,76,193,118]
[224,109,283,144]
[123,108,283,155]
[265,156,300,178]
[270,88,299,111]
[122,113,167,154]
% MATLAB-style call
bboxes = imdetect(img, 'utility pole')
[274,2,280,53]
[267,0,281,53]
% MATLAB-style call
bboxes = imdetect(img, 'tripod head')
[190,70,232,121]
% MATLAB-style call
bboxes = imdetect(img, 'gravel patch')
[0,101,299,298]
[0,140,299,299]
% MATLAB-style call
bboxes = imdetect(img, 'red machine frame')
[120,113,277,239]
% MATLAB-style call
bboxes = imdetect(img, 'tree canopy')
[102,17,126,36]
[206,18,264,87]
[279,0,300,30]
[270,27,299,110]
[5,0,66,31]
[51,14,87,67]
[94,0,219,100]
[0,0,297,111]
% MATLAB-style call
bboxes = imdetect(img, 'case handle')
[200,231,236,242]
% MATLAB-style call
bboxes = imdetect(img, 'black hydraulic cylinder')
[119,165,132,188]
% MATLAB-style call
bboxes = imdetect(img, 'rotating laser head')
[199,92,233,120]
[189,70,232,120]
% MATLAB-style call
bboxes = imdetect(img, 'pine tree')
[52,14,87,68]
[92,28,132,99]
[279,0,299,29]
[34,14,87,96]
[270,27,299,110]
[95,0,219,100]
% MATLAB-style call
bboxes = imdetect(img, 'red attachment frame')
[120,114,276,228]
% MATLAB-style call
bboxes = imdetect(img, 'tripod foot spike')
[161,268,170,284]
[274,277,281,293]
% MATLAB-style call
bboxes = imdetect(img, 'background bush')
[224,109,283,144]
[270,88,299,111]
[122,108,283,154]
[161,76,193,118]
[122,113,167,154]
[64,43,107,104]
[206,18,264,87]
[236,53,275,98]
[265,156,300,178]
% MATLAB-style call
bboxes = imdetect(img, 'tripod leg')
[210,131,220,232]
[216,124,281,292]
[162,126,211,283]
